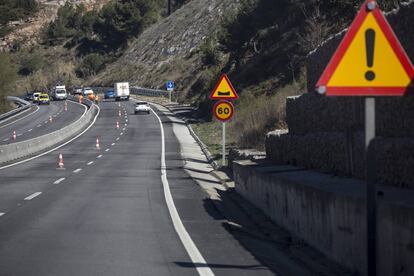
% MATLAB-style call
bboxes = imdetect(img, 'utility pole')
[168,0,171,15]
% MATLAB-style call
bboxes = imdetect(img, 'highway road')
[0,100,85,145]
[0,100,274,276]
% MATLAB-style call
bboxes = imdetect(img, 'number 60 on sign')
[213,100,234,122]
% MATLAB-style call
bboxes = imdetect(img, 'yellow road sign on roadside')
[210,74,239,100]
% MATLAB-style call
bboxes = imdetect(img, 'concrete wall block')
[234,160,414,276]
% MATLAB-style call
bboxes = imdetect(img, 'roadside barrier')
[0,97,32,122]
[0,97,98,165]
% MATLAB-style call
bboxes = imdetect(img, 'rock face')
[0,0,109,52]
[92,0,240,91]
[266,2,414,189]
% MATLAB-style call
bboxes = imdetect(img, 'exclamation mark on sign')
[365,28,376,81]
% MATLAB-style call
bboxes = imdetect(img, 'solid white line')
[73,168,82,173]
[28,129,33,132]
[53,177,65,185]
[87,161,94,165]
[105,148,110,152]
[24,192,42,201]
[0,104,99,171]
[97,154,103,159]
[151,107,214,276]
[0,105,39,129]
[0,213,5,217]
[111,143,115,146]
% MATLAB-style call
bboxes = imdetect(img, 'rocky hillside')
[0,0,109,52]
[91,0,240,92]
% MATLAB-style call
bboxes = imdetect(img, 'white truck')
[114,82,130,101]
[52,85,67,101]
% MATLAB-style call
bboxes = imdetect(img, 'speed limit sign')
[213,100,234,122]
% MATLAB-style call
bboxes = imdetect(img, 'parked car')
[38,94,50,105]
[104,89,115,99]
[134,102,150,114]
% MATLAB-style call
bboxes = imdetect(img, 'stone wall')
[266,2,414,189]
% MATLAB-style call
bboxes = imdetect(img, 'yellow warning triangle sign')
[316,0,414,96]
[210,74,239,100]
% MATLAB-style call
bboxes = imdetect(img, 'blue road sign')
[166,81,174,91]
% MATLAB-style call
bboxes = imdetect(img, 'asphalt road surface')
[0,100,274,276]
[0,100,86,145]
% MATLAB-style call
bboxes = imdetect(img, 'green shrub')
[19,51,45,75]
[76,53,106,78]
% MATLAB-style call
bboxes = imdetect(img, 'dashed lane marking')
[53,178,65,185]
[73,168,82,173]
[120,132,123,136]
[24,192,42,201]
[37,124,42,128]
[111,143,115,146]
[97,155,103,159]
[105,149,110,152]
[28,129,33,132]
[0,213,5,217]
[87,161,94,165]
[116,137,120,141]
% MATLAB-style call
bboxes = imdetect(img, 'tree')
[0,53,17,112]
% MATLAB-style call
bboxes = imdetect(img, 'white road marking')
[0,103,98,171]
[120,132,123,136]
[0,105,39,129]
[97,154,103,159]
[24,192,42,201]
[53,178,66,185]
[122,128,126,131]
[73,168,82,173]
[152,107,214,276]
[116,137,120,141]
[44,121,48,124]
[3,138,9,142]
[124,124,127,127]
[17,133,22,137]
[0,213,5,217]
[105,148,110,152]
[28,129,33,132]
[37,124,42,127]
[111,143,115,146]
[87,161,94,165]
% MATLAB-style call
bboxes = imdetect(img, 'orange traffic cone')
[57,153,65,170]
[64,101,68,111]
[118,110,121,117]
[12,130,16,141]
[96,137,101,150]
[49,116,53,123]
[116,121,120,129]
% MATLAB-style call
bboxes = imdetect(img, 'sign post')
[210,74,239,167]
[166,81,174,103]
[315,1,414,275]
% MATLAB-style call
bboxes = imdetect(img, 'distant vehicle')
[25,91,34,101]
[82,87,94,96]
[38,94,50,105]
[134,102,150,114]
[73,87,83,95]
[33,92,41,103]
[114,82,130,101]
[104,89,115,99]
[52,85,67,101]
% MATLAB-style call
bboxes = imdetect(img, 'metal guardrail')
[0,96,32,122]
[0,99,98,165]
[92,87,170,98]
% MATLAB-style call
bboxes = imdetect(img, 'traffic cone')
[57,153,65,170]
[49,116,53,123]
[64,101,68,111]
[118,103,121,108]
[118,110,121,117]
[12,130,16,141]
[96,137,101,150]
[116,121,120,129]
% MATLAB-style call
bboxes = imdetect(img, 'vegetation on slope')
[0,0,38,37]
[190,0,406,149]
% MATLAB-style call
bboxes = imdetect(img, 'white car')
[82,87,94,96]
[134,102,151,114]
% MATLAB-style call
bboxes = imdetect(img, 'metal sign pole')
[169,91,172,103]
[222,122,226,167]
[365,97,376,276]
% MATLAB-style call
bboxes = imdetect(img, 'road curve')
[0,100,273,276]
[0,100,86,145]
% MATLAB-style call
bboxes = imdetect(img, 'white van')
[53,85,67,100]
